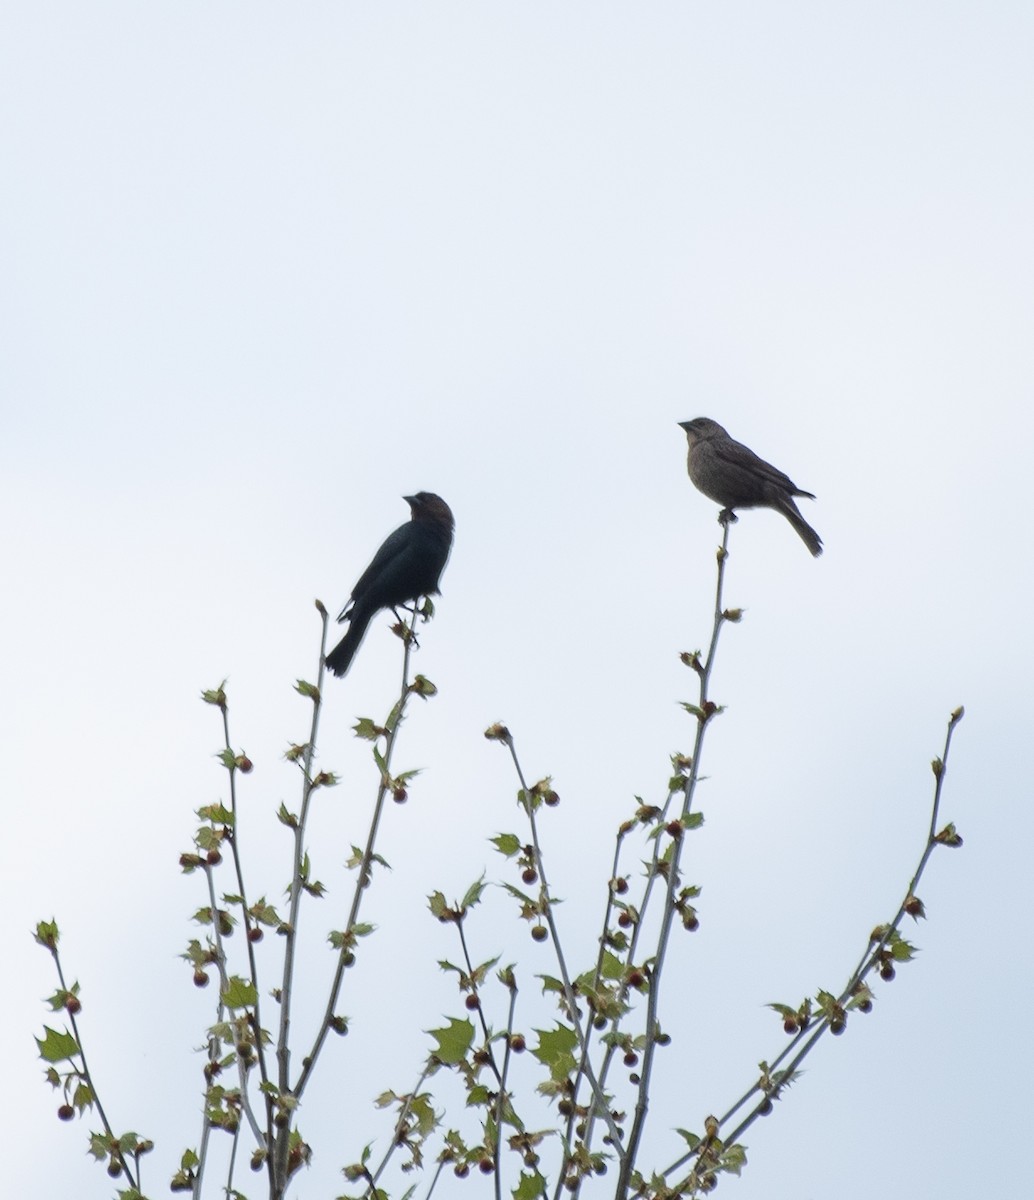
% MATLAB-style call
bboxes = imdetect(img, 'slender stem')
[294,609,419,1100]
[48,952,140,1193]
[456,918,503,1085]
[201,863,265,1145]
[362,1062,434,1196]
[506,741,626,1153]
[663,707,964,1188]
[272,606,330,1193]
[616,519,733,1198]
[493,981,520,1200]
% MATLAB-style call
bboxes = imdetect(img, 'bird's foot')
[718,507,739,527]
[391,607,422,649]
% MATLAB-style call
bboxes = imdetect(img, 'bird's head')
[678,417,728,445]
[404,492,455,529]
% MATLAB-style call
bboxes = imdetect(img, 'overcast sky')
[2,4,1031,1198]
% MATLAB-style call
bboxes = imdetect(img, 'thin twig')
[615,519,734,1198]
[664,706,965,1190]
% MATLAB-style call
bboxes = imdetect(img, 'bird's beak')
[403,494,416,505]
[678,421,691,431]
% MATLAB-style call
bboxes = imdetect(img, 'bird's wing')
[711,436,800,493]
[337,523,412,621]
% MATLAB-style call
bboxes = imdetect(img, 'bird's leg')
[391,603,423,649]
[718,507,739,528]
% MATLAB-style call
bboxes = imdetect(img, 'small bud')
[330,1016,349,1036]
[757,1096,773,1116]
[465,993,480,1011]
[509,1034,526,1052]
[484,723,512,744]
[236,755,253,774]
[65,995,81,1015]
[611,876,629,895]
[206,848,222,866]
[392,787,408,803]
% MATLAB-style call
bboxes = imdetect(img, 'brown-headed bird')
[326,492,455,677]
[678,417,822,556]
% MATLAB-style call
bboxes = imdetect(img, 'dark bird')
[678,417,823,556]
[326,492,455,677]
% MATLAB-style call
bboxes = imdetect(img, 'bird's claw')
[718,507,739,526]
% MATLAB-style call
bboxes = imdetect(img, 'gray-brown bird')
[678,417,822,556]
[326,492,455,677]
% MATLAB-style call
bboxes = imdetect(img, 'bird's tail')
[779,497,823,557]
[325,605,375,677]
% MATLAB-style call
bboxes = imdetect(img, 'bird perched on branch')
[326,492,455,677]
[678,417,823,556]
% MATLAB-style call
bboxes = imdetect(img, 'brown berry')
[783,1018,798,1035]
[531,925,548,942]
[465,993,480,1010]
[623,1051,638,1067]
[247,926,264,943]
[454,1164,470,1178]
[830,1018,846,1035]
[509,1034,526,1052]
[193,970,210,988]
[521,867,538,884]
[57,1104,75,1121]
[880,963,896,982]
[65,996,82,1015]
[478,1158,494,1174]
[206,848,222,865]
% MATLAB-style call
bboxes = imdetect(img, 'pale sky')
[2,4,1031,1198]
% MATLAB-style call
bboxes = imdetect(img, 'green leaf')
[427,1017,475,1066]
[531,1024,578,1081]
[36,1026,78,1063]
[676,1128,701,1150]
[353,717,384,741]
[34,919,60,950]
[513,1171,547,1200]
[599,950,624,981]
[491,833,521,858]
[720,1142,748,1176]
[221,977,258,1009]
[461,875,487,910]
